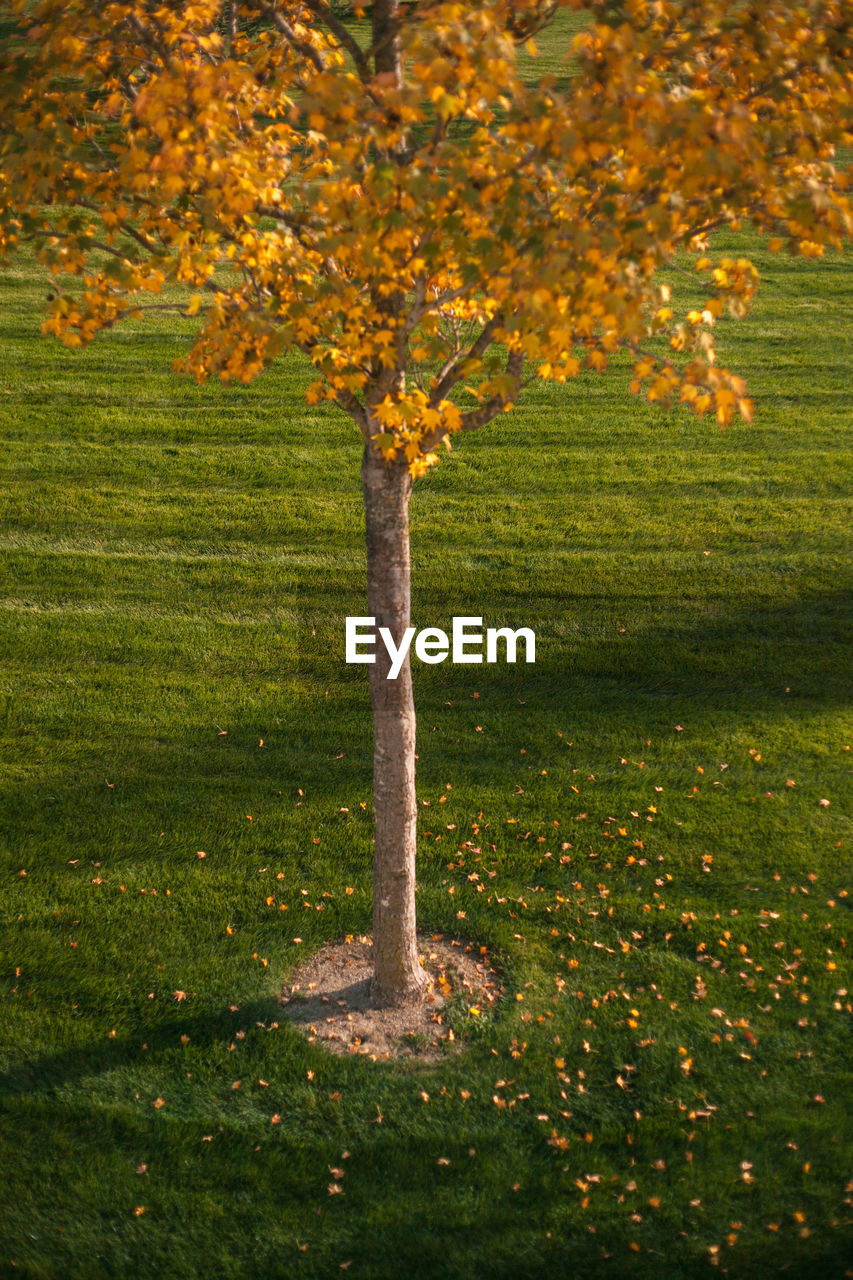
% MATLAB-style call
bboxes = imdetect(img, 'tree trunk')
[371,0,403,88]
[362,444,428,1006]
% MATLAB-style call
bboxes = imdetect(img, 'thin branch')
[403,283,472,330]
[75,200,160,256]
[681,214,742,242]
[408,272,427,328]
[80,134,121,177]
[51,301,201,340]
[505,0,560,45]
[335,387,370,439]
[261,4,326,73]
[25,230,145,263]
[429,312,505,403]
[420,346,524,452]
[118,72,140,102]
[302,0,371,82]
[288,332,370,440]
[253,202,323,235]
[124,12,172,67]
[125,302,202,314]
[429,114,447,152]
[430,331,464,392]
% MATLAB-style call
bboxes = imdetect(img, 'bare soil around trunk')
[280,933,503,1062]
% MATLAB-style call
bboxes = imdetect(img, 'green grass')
[2,17,853,1279]
[2,224,851,1280]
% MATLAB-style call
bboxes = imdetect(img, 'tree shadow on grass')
[1,585,850,859]
[0,997,286,1099]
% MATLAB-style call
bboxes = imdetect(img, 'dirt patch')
[280,932,503,1062]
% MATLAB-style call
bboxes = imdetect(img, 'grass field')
[2,15,853,1280]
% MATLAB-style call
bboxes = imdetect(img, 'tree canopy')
[2,0,851,475]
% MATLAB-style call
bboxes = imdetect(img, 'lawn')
[2,20,853,1280]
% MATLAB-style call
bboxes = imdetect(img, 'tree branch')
[335,386,370,438]
[261,3,326,74]
[127,302,201,314]
[124,12,172,68]
[253,202,323,235]
[419,346,524,451]
[429,312,505,403]
[74,200,160,256]
[505,0,560,45]
[302,0,371,82]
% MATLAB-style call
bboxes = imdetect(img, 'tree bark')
[362,444,427,1006]
[371,0,403,87]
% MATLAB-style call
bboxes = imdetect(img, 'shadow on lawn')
[0,997,288,1100]
[300,574,852,708]
[0,586,850,852]
[299,574,851,725]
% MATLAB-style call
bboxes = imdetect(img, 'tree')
[1,0,851,1005]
